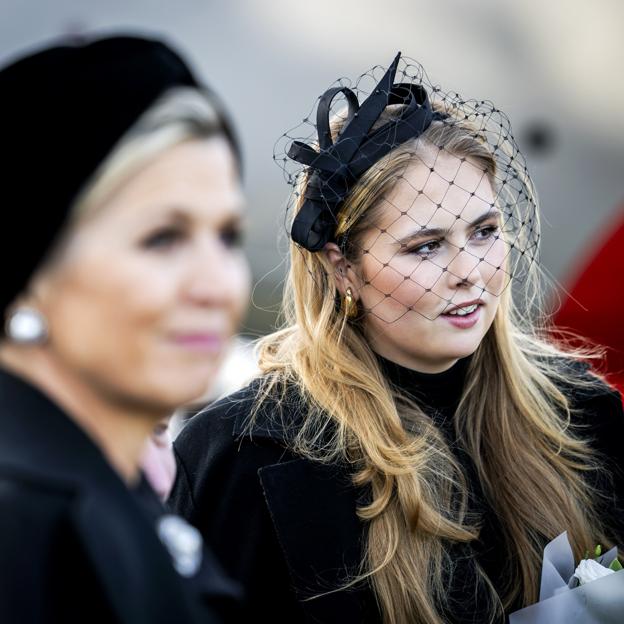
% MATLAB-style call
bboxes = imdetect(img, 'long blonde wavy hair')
[252,109,615,624]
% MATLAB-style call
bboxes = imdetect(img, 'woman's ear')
[323,243,359,299]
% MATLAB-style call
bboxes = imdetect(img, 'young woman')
[0,35,250,623]
[170,53,624,624]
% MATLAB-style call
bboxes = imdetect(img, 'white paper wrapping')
[509,532,624,624]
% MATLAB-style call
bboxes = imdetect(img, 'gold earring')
[342,287,358,319]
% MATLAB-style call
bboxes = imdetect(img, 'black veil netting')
[273,53,539,323]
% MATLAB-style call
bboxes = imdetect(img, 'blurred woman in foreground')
[0,34,249,623]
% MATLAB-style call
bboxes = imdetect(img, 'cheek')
[481,239,510,296]
[209,252,251,334]
[362,256,444,322]
[229,256,252,317]
[84,262,169,328]
[46,256,171,360]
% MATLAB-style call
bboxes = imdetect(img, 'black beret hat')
[0,34,222,318]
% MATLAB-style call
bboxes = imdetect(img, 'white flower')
[574,558,615,585]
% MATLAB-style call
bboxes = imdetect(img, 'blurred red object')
[552,207,624,395]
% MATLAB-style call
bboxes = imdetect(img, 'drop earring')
[342,287,358,319]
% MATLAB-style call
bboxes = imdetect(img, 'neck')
[0,345,164,485]
[371,345,459,374]
[376,351,471,414]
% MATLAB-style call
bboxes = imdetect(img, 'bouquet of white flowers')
[509,532,624,623]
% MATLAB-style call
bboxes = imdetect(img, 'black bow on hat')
[287,52,444,252]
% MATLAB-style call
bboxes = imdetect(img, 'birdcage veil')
[273,52,539,324]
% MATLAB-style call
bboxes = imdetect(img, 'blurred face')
[34,137,250,411]
[353,151,508,372]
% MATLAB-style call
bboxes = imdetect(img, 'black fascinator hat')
[274,52,540,323]
[287,52,446,252]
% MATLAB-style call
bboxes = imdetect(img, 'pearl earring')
[4,307,48,344]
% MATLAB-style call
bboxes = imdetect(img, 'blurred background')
[2,0,622,390]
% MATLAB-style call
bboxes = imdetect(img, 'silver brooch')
[157,514,203,577]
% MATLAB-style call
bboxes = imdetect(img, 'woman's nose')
[183,236,248,307]
[446,247,481,288]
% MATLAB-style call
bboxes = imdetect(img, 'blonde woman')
[170,54,623,624]
[0,35,250,623]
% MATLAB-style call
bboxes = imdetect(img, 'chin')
[146,368,216,410]
[443,340,482,361]
[142,386,208,413]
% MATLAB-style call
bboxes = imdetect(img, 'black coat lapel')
[71,488,203,624]
[258,457,379,623]
[0,369,226,624]
[227,378,380,622]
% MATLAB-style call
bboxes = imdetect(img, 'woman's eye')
[473,225,499,241]
[220,225,243,248]
[141,227,185,249]
[409,240,441,258]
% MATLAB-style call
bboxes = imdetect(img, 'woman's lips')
[439,304,482,329]
[171,333,226,353]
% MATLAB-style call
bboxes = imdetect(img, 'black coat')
[0,368,241,624]
[169,371,624,624]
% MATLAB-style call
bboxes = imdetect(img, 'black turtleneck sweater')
[171,357,624,624]
[378,356,513,621]
[377,355,624,622]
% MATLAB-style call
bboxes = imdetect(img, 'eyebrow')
[155,203,246,224]
[395,209,500,245]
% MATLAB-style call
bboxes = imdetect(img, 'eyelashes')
[219,225,244,248]
[140,224,244,251]
[407,225,500,259]
[472,225,499,241]
[410,240,440,258]
[141,227,184,250]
